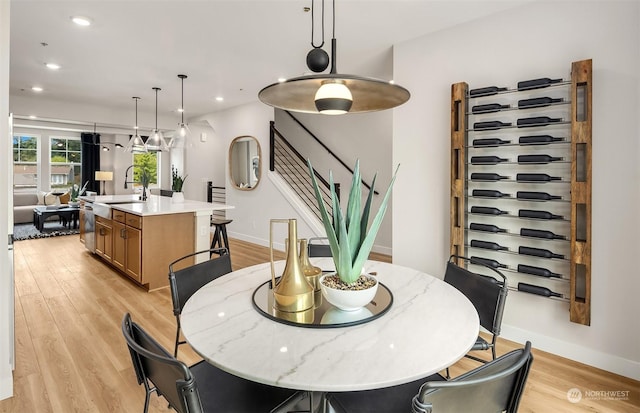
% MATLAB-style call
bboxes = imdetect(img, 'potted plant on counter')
[171,165,188,202]
[139,167,152,201]
[307,159,399,311]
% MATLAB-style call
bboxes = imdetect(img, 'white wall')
[393,0,640,380]
[0,0,12,401]
[200,102,318,249]
[274,109,395,255]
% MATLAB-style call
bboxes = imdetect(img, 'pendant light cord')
[180,76,184,124]
[329,0,337,74]
[153,88,159,131]
[310,0,324,48]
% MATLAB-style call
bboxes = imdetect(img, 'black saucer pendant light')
[146,87,169,152]
[259,0,409,115]
[125,96,147,153]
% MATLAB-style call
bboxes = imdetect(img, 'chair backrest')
[121,313,203,413]
[413,341,533,413]
[308,237,332,257]
[169,248,232,316]
[444,255,508,335]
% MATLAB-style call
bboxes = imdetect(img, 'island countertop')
[80,194,233,217]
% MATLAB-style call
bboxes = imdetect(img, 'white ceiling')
[9,0,530,120]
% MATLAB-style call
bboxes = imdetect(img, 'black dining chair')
[445,255,508,365]
[168,248,232,357]
[121,313,297,413]
[327,341,533,413]
[307,236,332,258]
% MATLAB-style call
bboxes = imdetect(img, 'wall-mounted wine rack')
[450,59,592,325]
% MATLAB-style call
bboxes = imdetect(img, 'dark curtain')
[81,132,101,193]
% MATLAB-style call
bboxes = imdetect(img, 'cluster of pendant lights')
[258,0,410,115]
[124,74,189,153]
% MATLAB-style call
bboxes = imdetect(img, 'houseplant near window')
[307,159,399,311]
[171,165,187,202]
[139,167,152,201]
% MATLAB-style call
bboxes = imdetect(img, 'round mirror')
[229,136,261,190]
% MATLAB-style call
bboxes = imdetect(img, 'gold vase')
[299,239,322,292]
[269,219,314,312]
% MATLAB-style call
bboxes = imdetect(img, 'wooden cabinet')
[112,220,126,273]
[113,212,142,283]
[92,206,196,291]
[95,216,113,261]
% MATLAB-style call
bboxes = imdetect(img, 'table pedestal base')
[272,391,330,413]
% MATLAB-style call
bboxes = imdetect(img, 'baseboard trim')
[501,324,640,381]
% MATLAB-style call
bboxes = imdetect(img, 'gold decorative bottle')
[269,219,314,312]
[299,239,322,291]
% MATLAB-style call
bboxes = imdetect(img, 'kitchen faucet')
[123,164,138,189]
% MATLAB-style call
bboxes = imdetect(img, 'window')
[50,137,82,190]
[133,152,158,187]
[13,134,39,192]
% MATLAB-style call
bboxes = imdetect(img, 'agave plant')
[308,159,399,284]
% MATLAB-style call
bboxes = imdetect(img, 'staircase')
[270,121,337,223]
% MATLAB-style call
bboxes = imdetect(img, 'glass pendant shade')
[125,96,147,153]
[146,129,169,152]
[126,133,147,153]
[315,80,353,114]
[145,87,169,152]
[177,122,189,137]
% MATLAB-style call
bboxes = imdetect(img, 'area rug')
[13,222,80,241]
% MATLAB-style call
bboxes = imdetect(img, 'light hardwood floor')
[1,234,638,412]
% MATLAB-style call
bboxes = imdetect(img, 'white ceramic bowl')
[319,273,378,312]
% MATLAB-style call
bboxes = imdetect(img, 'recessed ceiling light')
[71,16,92,26]
[278,77,287,83]
[46,63,61,70]
[215,97,224,102]
[31,86,43,92]
[29,115,37,119]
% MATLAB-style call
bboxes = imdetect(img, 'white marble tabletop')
[180,258,479,392]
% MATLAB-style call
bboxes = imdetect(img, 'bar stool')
[210,219,232,256]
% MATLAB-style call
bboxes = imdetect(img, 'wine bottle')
[471,173,509,181]
[517,116,563,128]
[470,156,508,164]
[471,240,508,251]
[470,256,508,269]
[516,191,562,201]
[516,173,562,182]
[518,246,564,259]
[474,121,512,130]
[517,264,562,278]
[517,78,563,91]
[519,135,564,145]
[517,282,563,298]
[472,189,511,198]
[472,138,511,147]
[470,206,509,216]
[520,228,567,240]
[517,154,563,164]
[518,209,563,220]
[517,97,563,109]
[469,86,508,97]
[470,223,507,233]
[471,103,510,114]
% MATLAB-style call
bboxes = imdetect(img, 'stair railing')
[270,122,339,222]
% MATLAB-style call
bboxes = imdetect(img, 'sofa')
[13,191,71,224]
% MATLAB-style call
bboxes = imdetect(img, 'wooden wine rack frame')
[449,59,592,325]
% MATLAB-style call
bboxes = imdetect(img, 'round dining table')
[180,258,479,396]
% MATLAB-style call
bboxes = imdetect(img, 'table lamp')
[95,171,113,195]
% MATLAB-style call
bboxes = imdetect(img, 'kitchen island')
[80,194,233,291]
